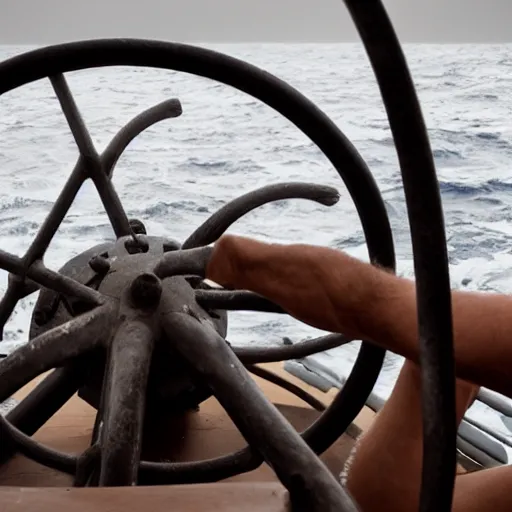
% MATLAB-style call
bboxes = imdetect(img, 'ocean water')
[1,42,512,450]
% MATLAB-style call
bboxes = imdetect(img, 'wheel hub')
[30,224,227,415]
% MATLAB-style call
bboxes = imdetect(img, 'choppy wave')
[1,42,512,451]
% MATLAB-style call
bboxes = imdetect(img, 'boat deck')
[0,363,466,511]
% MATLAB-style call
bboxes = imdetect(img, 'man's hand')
[206,234,248,289]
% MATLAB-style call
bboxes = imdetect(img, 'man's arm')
[206,234,512,398]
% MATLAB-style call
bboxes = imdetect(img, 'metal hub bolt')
[129,273,162,310]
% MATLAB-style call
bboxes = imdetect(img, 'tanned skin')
[206,234,512,512]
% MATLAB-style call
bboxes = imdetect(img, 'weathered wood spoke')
[234,333,351,364]
[0,250,103,305]
[50,74,98,159]
[98,319,154,486]
[161,312,357,511]
[0,303,115,404]
[182,182,340,249]
[50,73,133,240]
[153,246,213,279]
[103,98,182,180]
[195,288,283,313]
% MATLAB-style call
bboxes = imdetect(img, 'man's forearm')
[206,235,512,398]
[206,234,400,339]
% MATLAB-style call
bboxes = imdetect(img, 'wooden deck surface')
[0,362,370,511]
[0,361,469,510]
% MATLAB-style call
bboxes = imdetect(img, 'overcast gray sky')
[2,0,511,43]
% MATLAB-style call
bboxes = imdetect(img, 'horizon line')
[2,39,512,46]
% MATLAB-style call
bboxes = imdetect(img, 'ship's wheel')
[0,1,457,511]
